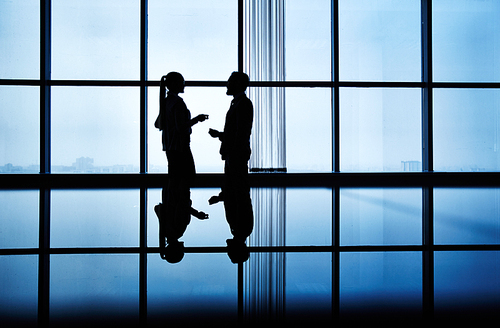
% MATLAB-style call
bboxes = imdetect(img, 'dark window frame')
[1,0,500,326]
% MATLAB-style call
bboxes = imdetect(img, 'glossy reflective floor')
[1,187,500,327]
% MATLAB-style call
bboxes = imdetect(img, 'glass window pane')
[147,188,228,248]
[435,251,500,321]
[286,188,332,246]
[0,0,39,79]
[147,188,161,247]
[50,254,139,325]
[148,86,229,173]
[52,87,140,173]
[148,87,166,173]
[147,253,237,325]
[434,88,500,172]
[0,86,39,173]
[286,88,332,172]
[285,0,331,81]
[0,255,38,326]
[148,0,237,81]
[340,252,422,322]
[433,0,500,82]
[339,0,421,82]
[434,188,500,245]
[52,0,140,80]
[285,252,332,324]
[0,191,39,248]
[51,190,140,247]
[340,188,422,246]
[340,88,421,172]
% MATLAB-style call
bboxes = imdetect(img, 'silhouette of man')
[154,71,208,262]
[209,72,254,260]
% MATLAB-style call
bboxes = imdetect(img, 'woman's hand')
[195,114,209,123]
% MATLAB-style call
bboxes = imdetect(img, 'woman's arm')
[190,114,209,127]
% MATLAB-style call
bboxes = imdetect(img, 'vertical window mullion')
[40,0,51,174]
[422,0,433,173]
[139,0,148,326]
[333,0,340,174]
[39,0,51,326]
[238,0,244,323]
[332,0,340,324]
[421,0,434,323]
[238,0,244,73]
[141,0,148,174]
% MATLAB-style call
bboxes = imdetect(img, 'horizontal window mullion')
[6,80,500,89]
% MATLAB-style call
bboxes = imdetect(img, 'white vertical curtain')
[243,0,286,322]
[245,0,286,171]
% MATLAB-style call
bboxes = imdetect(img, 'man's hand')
[208,195,221,205]
[209,128,220,138]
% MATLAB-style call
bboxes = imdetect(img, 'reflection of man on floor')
[209,71,254,262]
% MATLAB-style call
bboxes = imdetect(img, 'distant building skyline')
[1,157,492,173]
[0,156,145,173]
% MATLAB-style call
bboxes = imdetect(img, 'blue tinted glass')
[340,188,422,246]
[286,188,332,246]
[52,0,140,80]
[147,189,161,247]
[0,255,38,326]
[434,251,500,320]
[148,0,237,81]
[340,252,422,320]
[434,188,500,245]
[339,0,421,82]
[50,254,139,325]
[340,88,421,172]
[286,88,332,172]
[147,253,237,324]
[0,0,39,79]
[51,87,140,173]
[433,0,500,82]
[285,0,331,81]
[0,86,39,173]
[285,253,332,322]
[51,190,140,247]
[0,190,39,248]
[434,89,500,172]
